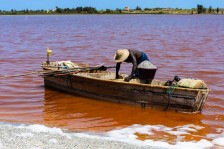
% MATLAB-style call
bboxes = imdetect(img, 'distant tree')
[216,7,219,13]
[116,8,122,13]
[76,7,83,13]
[197,4,204,14]
[12,9,18,14]
[208,6,212,13]
[136,6,142,11]
[105,9,112,13]
[203,7,207,13]
[82,7,97,13]
[144,8,152,11]
[158,11,164,14]
[63,8,71,13]
[70,8,75,13]
[56,7,63,13]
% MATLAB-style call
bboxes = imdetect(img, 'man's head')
[114,49,129,63]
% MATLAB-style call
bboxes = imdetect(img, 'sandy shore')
[0,123,161,149]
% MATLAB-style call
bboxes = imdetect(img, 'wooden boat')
[41,61,209,113]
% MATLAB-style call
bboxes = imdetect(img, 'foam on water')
[1,122,224,149]
[212,137,224,146]
[106,124,213,149]
[17,124,72,139]
[18,124,63,134]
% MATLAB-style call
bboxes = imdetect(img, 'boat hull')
[43,72,209,113]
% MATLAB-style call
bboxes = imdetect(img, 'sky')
[0,0,224,11]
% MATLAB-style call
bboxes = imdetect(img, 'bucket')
[137,61,157,80]
[137,68,157,80]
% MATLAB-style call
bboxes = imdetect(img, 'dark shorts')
[134,52,150,77]
[138,52,149,65]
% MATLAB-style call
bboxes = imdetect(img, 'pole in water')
[46,48,52,65]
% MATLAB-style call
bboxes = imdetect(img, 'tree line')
[197,4,220,14]
[0,5,223,15]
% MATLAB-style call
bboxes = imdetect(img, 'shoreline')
[0,13,224,16]
[0,122,160,149]
[0,122,220,149]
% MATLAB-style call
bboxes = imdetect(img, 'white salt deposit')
[16,132,34,138]
[0,122,224,149]
[19,124,63,134]
[212,137,224,146]
[0,141,3,149]
[49,138,58,144]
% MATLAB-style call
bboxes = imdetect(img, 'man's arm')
[125,50,138,82]
[115,62,121,79]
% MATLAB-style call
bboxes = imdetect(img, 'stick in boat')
[0,65,116,79]
[42,65,115,71]
[40,65,116,77]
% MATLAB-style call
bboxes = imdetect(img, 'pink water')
[0,15,223,143]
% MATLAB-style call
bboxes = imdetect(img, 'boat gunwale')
[71,72,209,93]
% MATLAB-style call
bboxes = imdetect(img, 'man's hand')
[98,66,107,71]
[124,76,132,82]
[116,74,120,79]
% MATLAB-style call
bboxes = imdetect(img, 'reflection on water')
[43,87,210,141]
[0,15,224,143]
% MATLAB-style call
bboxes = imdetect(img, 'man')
[114,49,157,82]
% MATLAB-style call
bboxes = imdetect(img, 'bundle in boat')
[177,78,207,89]
[41,61,88,70]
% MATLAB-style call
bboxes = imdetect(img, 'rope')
[167,84,177,95]
[0,71,39,79]
[0,69,67,79]
[164,84,177,111]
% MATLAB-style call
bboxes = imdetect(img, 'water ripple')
[0,15,223,142]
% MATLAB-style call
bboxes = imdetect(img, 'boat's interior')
[42,61,166,86]
[42,61,208,89]
[75,72,166,86]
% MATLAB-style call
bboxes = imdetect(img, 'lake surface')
[0,15,223,147]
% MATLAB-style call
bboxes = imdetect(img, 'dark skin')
[116,49,142,82]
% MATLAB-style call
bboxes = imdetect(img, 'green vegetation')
[0,5,224,15]
[197,4,206,14]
